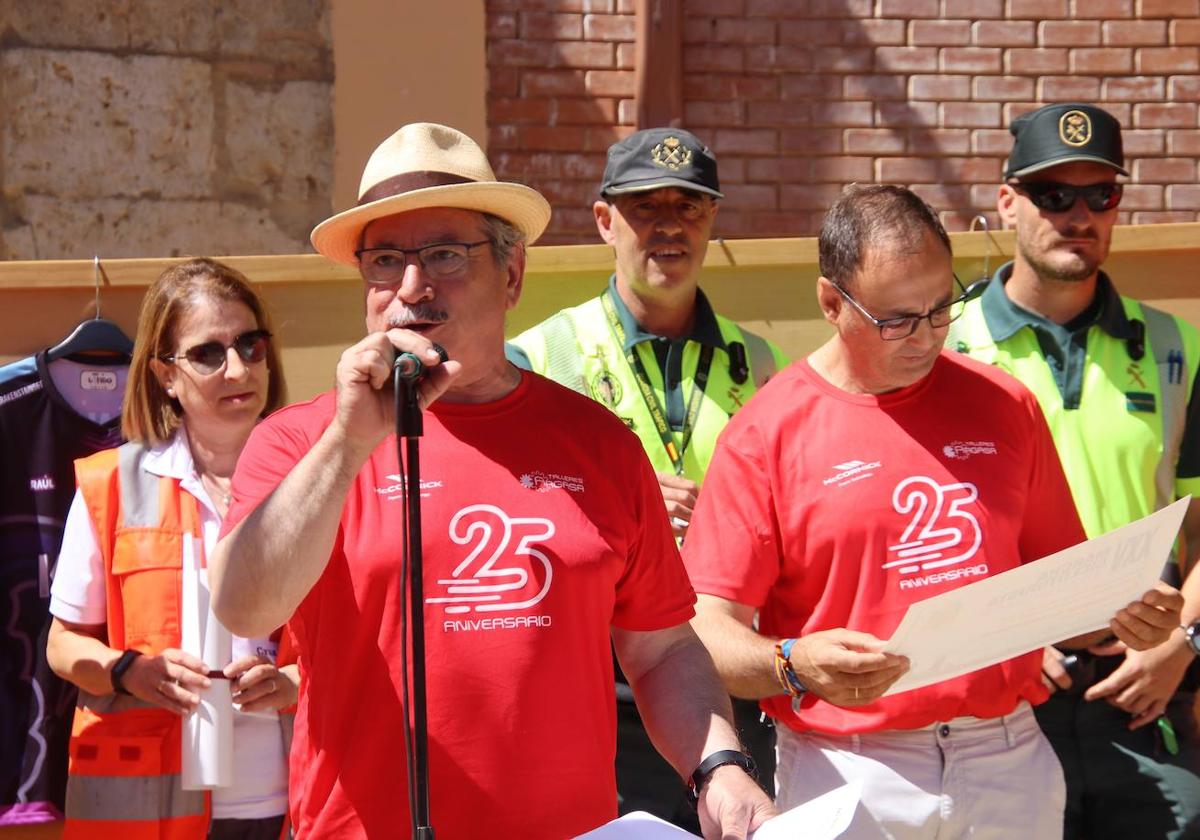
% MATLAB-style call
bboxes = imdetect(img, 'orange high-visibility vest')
[63,442,211,839]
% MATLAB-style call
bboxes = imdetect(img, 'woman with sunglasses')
[46,258,293,840]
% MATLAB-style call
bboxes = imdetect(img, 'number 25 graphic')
[426,504,555,614]
[883,477,981,575]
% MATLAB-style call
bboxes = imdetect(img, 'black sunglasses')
[1011,181,1123,214]
[161,330,271,375]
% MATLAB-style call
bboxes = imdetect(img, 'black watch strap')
[686,749,756,806]
[110,649,142,696]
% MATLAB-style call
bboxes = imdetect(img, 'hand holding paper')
[574,780,860,840]
[788,629,908,707]
[1102,582,1184,651]
[226,654,298,713]
[881,497,1189,697]
[116,647,210,716]
[695,764,777,840]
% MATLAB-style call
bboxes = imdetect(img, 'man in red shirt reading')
[683,184,1183,839]
[208,123,774,840]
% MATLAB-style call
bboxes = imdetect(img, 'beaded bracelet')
[773,637,807,698]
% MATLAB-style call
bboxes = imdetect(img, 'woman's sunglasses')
[160,330,271,375]
[1010,181,1123,214]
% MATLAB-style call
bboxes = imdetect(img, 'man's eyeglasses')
[355,240,492,285]
[833,276,969,341]
[160,330,272,375]
[1010,181,1123,214]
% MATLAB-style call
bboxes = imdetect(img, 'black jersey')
[0,352,124,823]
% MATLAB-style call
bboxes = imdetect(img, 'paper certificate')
[573,780,860,839]
[882,496,1189,697]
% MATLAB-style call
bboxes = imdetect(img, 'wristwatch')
[1183,621,1200,657]
[686,749,757,806]
[109,649,142,696]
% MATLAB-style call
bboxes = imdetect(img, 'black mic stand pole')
[396,370,434,840]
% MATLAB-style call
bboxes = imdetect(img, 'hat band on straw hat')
[359,171,476,206]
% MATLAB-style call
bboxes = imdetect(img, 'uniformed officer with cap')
[508,128,787,829]
[950,102,1200,839]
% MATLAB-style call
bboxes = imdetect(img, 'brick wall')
[0,1,334,260]
[486,0,1200,243]
[487,0,639,244]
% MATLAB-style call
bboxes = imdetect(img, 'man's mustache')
[388,305,449,329]
[1055,226,1098,242]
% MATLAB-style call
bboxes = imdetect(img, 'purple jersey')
[0,352,123,824]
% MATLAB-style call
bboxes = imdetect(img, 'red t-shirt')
[683,353,1086,735]
[223,372,695,839]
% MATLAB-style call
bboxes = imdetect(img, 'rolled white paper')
[181,533,234,790]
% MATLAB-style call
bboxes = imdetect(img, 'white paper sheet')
[750,780,861,840]
[882,496,1189,696]
[180,533,234,790]
[573,780,861,840]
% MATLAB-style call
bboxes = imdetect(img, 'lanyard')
[601,290,714,475]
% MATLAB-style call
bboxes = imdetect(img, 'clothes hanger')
[46,256,134,363]
[963,215,1002,301]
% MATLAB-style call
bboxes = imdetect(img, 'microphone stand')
[395,368,434,840]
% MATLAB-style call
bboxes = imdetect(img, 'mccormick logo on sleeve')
[373,474,443,501]
[822,459,882,487]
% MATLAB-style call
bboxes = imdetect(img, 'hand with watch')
[1079,620,1200,731]
[687,748,776,839]
[108,646,211,716]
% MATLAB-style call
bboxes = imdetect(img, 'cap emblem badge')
[1059,110,1092,147]
[650,136,692,170]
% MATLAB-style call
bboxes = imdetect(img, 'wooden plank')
[2,221,1198,403]
[0,254,358,289]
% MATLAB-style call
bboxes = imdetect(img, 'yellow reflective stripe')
[66,773,205,822]
[740,328,777,388]
[539,312,588,396]
[1142,303,1186,514]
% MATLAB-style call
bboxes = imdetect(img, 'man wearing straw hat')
[209,123,774,839]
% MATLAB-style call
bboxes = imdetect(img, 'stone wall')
[486,0,1200,242]
[0,0,334,259]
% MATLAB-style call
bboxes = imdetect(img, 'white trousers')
[775,702,1065,840]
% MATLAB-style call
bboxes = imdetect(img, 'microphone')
[393,342,449,382]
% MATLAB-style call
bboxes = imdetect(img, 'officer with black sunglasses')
[950,103,1200,840]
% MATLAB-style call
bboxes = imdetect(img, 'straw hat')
[310,123,552,266]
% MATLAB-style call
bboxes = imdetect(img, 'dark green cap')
[600,128,722,199]
[1005,103,1127,179]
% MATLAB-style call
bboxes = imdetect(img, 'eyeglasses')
[355,240,492,285]
[160,330,272,375]
[1010,181,1123,214]
[833,276,969,341]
